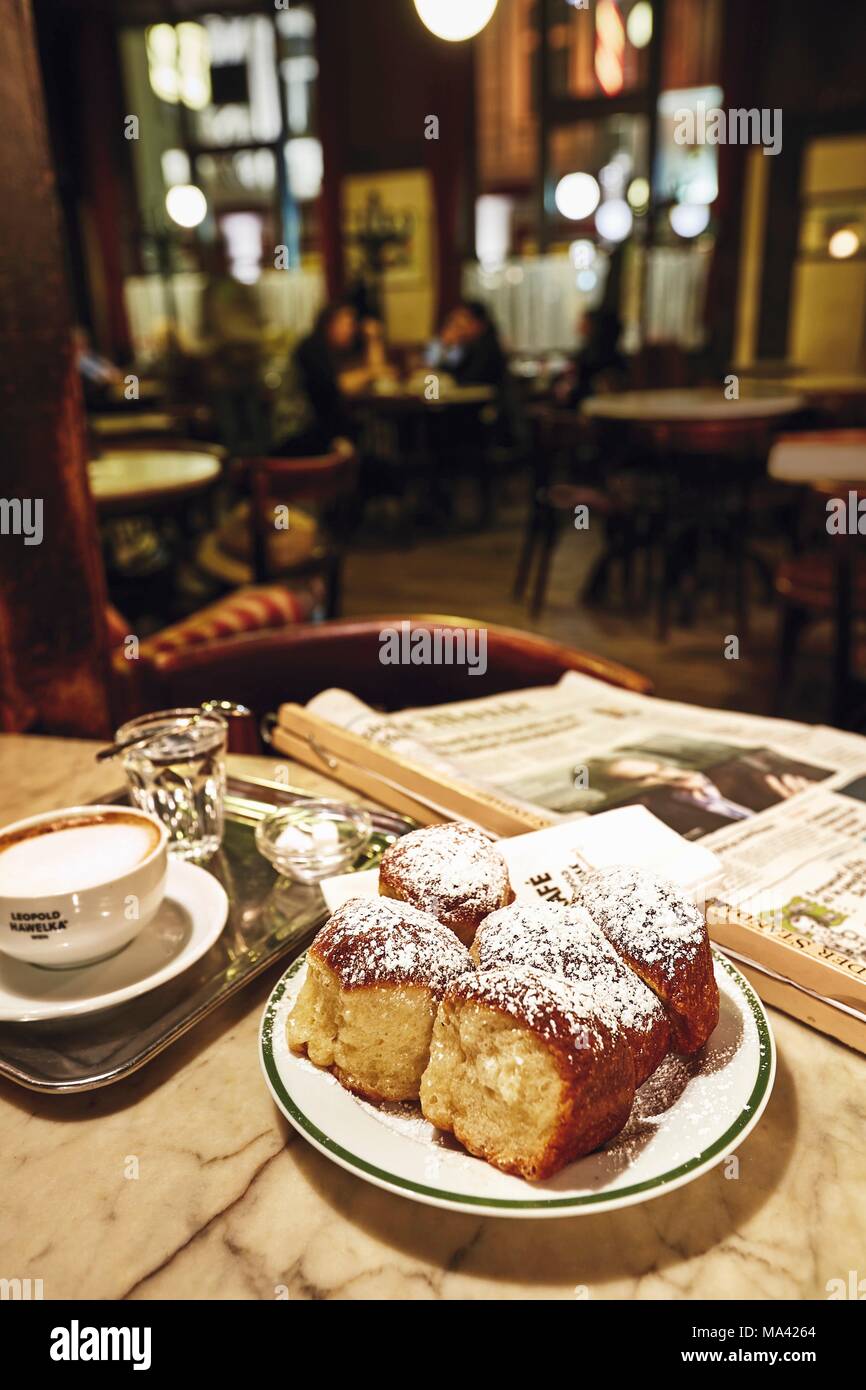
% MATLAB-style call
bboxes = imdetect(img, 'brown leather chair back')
[142,615,652,752]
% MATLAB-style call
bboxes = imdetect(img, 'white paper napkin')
[322,805,722,914]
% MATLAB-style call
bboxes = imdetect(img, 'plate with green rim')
[259,950,775,1218]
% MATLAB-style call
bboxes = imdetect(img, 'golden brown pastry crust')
[307,895,471,992]
[423,968,636,1180]
[287,898,473,1103]
[576,867,719,1054]
[472,901,671,1086]
[379,821,515,946]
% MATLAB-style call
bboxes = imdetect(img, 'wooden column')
[0,0,112,737]
[314,0,477,321]
[314,0,347,302]
[77,8,133,360]
[427,40,475,321]
[704,0,770,368]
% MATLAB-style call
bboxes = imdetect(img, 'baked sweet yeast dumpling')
[286,897,472,1102]
[575,867,719,1053]
[473,901,671,1086]
[420,967,636,1180]
[378,821,514,946]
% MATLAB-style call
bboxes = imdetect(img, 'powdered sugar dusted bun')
[378,821,514,946]
[473,901,671,1085]
[420,967,636,1180]
[308,896,471,991]
[445,967,618,1065]
[286,897,472,1103]
[576,867,719,1054]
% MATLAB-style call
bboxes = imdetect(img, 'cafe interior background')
[1,0,866,1309]
[3,0,866,739]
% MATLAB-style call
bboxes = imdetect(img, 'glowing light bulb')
[669,202,711,238]
[627,177,650,211]
[627,2,653,49]
[595,198,633,242]
[555,173,601,221]
[829,228,860,259]
[595,0,625,95]
[165,184,208,229]
[414,0,498,41]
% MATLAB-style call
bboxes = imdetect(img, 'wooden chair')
[197,442,358,619]
[615,413,779,640]
[140,615,653,752]
[513,406,637,617]
[773,480,866,727]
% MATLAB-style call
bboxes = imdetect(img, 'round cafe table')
[582,387,804,425]
[89,412,179,441]
[353,380,495,418]
[0,734,861,1301]
[769,431,866,725]
[768,429,866,486]
[580,390,805,638]
[88,449,222,518]
[352,381,497,530]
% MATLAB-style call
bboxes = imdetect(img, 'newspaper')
[309,674,866,988]
[321,805,724,916]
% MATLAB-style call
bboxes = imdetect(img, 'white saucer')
[0,861,229,1022]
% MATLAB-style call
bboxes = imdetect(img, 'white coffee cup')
[0,805,168,969]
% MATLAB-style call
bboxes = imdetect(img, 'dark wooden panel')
[0,0,112,737]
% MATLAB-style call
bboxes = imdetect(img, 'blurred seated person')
[201,241,268,455]
[74,327,122,411]
[427,301,507,389]
[553,308,627,408]
[273,301,394,457]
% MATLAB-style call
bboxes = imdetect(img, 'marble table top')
[769,430,866,485]
[88,450,221,506]
[583,389,804,422]
[0,734,863,1301]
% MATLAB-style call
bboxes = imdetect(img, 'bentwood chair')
[139,615,654,752]
[771,447,866,726]
[594,412,782,641]
[197,442,359,619]
[514,406,638,617]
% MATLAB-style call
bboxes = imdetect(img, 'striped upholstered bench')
[108,582,323,724]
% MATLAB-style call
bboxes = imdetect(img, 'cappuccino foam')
[0,815,161,896]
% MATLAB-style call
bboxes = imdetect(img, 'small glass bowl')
[255,800,373,885]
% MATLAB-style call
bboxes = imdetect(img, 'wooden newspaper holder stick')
[709,906,866,1051]
[735,961,866,1055]
[272,703,552,839]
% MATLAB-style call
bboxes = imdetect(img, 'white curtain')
[123,267,325,358]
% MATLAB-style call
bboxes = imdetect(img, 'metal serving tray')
[0,776,412,1094]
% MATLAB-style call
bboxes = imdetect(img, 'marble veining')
[0,735,863,1300]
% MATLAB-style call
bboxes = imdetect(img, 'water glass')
[116,708,228,861]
